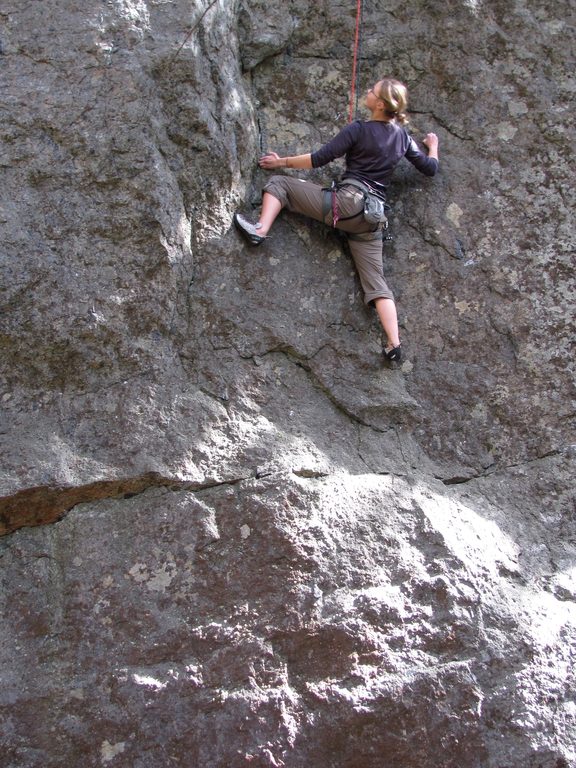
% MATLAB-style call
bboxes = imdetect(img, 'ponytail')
[378,78,409,125]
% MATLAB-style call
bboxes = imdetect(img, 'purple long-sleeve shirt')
[311,120,438,198]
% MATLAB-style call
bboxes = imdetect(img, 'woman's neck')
[368,108,393,122]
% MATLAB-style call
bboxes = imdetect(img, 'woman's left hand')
[259,152,282,169]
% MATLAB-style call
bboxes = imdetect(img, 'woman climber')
[233,77,439,364]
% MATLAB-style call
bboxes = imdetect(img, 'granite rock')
[0,0,575,766]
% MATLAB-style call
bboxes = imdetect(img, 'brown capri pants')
[263,175,394,304]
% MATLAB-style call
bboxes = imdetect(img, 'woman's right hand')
[423,133,439,160]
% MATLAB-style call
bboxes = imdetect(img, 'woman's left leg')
[235,177,317,244]
[257,192,283,235]
[261,176,328,224]
[256,176,365,235]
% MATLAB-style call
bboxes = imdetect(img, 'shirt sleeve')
[404,137,439,177]
[311,122,362,168]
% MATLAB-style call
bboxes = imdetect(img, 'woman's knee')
[366,289,394,305]
[263,176,289,207]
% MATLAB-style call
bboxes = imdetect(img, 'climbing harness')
[321,178,391,241]
[341,179,389,225]
[348,0,364,123]
[322,181,354,229]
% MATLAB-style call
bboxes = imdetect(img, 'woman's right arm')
[405,133,439,176]
[423,133,439,161]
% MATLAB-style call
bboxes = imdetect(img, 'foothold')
[454,238,466,260]
[446,202,464,228]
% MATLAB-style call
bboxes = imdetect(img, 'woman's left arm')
[259,152,312,170]
[259,124,358,171]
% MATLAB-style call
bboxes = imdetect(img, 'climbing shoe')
[233,213,266,245]
[383,344,402,364]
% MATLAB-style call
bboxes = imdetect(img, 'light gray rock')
[0,0,575,766]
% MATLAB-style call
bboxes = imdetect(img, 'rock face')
[0,1,575,766]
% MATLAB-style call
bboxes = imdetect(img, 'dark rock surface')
[0,1,575,766]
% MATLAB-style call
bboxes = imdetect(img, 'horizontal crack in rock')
[0,473,250,537]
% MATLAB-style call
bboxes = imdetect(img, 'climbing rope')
[347,0,364,122]
[166,0,219,68]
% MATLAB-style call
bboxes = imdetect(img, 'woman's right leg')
[347,236,400,351]
[374,297,400,350]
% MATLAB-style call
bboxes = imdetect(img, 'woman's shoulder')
[362,119,407,133]
[348,119,365,132]
[362,120,408,139]
[333,119,363,144]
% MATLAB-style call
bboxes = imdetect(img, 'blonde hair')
[377,78,409,125]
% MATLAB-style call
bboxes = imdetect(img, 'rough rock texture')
[0,1,575,766]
